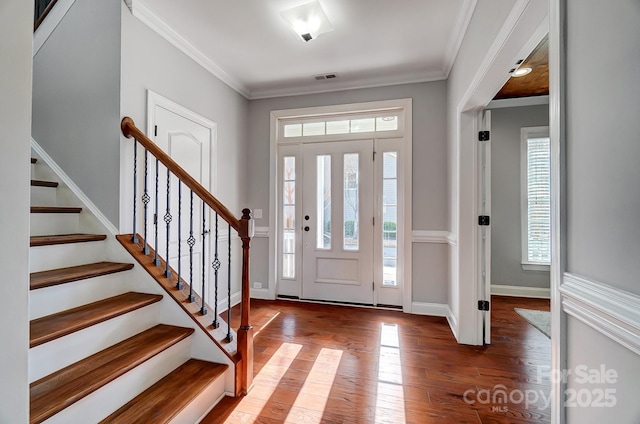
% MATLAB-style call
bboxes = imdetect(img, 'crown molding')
[442,0,478,77]
[126,0,251,98]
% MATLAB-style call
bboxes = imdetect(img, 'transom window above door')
[279,109,405,142]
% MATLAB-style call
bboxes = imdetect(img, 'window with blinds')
[521,127,551,269]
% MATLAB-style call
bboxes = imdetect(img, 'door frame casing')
[269,98,413,311]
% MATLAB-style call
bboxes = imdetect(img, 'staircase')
[28,156,230,423]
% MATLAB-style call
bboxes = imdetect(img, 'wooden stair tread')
[30,261,134,290]
[31,206,82,213]
[31,179,59,188]
[31,157,38,164]
[30,324,194,424]
[30,292,163,348]
[30,233,107,247]
[100,359,228,423]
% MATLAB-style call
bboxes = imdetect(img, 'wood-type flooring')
[202,296,551,423]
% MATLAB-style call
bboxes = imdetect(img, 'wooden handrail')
[121,117,241,233]
[122,116,254,396]
[34,0,59,31]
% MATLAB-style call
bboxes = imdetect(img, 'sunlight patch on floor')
[283,347,343,423]
[224,342,302,423]
[375,323,406,423]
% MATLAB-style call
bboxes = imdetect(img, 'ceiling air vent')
[314,73,338,81]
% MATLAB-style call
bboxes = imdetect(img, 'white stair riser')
[30,212,79,236]
[31,186,58,206]
[172,373,227,424]
[30,272,133,320]
[29,303,161,383]
[30,241,107,272]
[41,338,192,424]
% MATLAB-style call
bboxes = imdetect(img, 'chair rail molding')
[560,273,640,356]
[412,230,452,244]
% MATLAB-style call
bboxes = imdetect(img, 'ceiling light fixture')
[511,67,532,77]
[281,1,333,43]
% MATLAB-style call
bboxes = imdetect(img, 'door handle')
[304,226,310,232]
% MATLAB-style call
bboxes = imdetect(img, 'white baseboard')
[250,288,272,300]
[491,284,551,299]
[561,273,640,357]
[411,302,449,317]
[217,290,242,313]
[412,302,459,341]
[446,308,459,342]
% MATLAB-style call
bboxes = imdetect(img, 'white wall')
[247,81,449,304]
[490,104,550,289]
[119,5,250,227]
[562,0,640,421]
[32,0,122,226]
[0,0,32,421]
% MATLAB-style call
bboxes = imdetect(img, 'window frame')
[520,126,551,271]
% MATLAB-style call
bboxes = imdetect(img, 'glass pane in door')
[382,152,398,286]
[343,153,359,250]
[317,155,331,249]
[282,156,296,278]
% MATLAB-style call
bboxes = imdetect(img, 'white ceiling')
[129,0,477,99]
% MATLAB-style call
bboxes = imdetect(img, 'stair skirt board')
[36,338,192,424]
[30,238,108,272]
[29,303,161,383]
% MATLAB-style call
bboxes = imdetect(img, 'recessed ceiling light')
[281,1,333,43]
[511,67,532,77]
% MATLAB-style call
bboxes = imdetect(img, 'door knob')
[304,226,310,231]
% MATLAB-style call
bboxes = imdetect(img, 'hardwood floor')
[202,296,551,423]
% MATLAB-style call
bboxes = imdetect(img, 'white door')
[301,141,375,304]
[374,140,404,307]
[150,103,214,298]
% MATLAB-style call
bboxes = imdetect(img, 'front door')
[301,141,375,304]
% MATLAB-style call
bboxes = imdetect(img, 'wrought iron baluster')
[164,168,172,278]
[201,202,208,316]
[131,140,139,243]
[226,223,233,342]
[211,213,220,328]
[153,158,160,266]
[141,150,150,255]
[187,191,196,302]
[176,181,183,290]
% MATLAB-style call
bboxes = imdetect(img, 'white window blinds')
[521,127,551,267]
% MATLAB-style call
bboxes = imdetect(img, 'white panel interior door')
[151,105,213,294]
[302,140,374,304]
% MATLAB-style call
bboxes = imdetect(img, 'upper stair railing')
[121,117,254,396]
[34,0,58,30]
